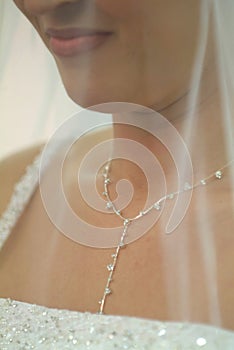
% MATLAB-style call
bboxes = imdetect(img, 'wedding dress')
[1,154,234,349]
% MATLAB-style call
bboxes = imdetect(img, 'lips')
[46,28,113,57]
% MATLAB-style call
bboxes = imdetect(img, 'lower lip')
[49,33,112,57]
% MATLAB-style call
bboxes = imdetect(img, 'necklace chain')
[98,160,234,314]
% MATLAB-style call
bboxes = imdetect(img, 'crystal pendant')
[153,202,161,210]
[105,287,112,295]
[106,202,113,209]
[215,170,222,179]
[107,264,114,271]
[124,219,130,225]
[167,193,174,199]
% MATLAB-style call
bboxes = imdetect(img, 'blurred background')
[0,0,80,160]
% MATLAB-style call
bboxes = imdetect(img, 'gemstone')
[124,219,129,225]
[154,203,161,210]
[167,193,174,199]
[196,337,207,346]
[104,178,111,184]
[215,170,222,179]
[107,264,114,271]
[200,179,206,185]
[158,329,166,336]
[102,191,107,197]
[105,288,112,295]
[106,202,113,209]
[89,326,95,334]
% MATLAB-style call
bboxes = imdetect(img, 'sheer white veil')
[0,0,79,158]
[156,0,234,325]
[0,0,234,329]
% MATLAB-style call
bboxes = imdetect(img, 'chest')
[0,186,233,329]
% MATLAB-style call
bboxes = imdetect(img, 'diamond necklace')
[98,159,234,315]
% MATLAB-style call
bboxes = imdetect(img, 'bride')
[0,0,234,348]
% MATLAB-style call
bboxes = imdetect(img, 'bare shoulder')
[0,144,43,216]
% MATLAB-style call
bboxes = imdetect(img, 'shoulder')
[0,144,42,216]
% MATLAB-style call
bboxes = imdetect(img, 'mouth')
[46,28,113,57]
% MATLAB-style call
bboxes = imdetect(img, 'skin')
[13,0,200,109]
[0,0,233,329]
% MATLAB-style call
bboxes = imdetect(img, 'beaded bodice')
[0,153,234,349]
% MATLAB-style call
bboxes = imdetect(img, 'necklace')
[98,160,234,315]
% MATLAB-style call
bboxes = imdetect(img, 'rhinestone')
[158,329,166,336]
[102,191,107,197]
[111,254,117,258]
[154,202,161,210]
[89,326,95,334]
[139,211,144,216]
[105,287,112,295]
[107,264,114,271]
[98,300,102,304]
[104,178,111,184]
[38,337,46,344]
[119,242,125,248]
[196,337,207,346]
[124,219,129,225]
[106,202,113,209]
[215,170,222,179]
[167,193,174,199]
[200,179,206,185]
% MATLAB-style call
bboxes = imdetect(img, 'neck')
[111,64,231,189]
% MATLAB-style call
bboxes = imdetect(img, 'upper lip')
[46,28,113,39]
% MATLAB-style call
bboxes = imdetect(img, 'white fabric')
[0,0,78,159]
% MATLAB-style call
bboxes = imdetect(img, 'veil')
[0,0,79,158]
[1,0,234,331]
